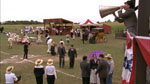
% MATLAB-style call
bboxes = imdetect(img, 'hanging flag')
[121,32,150,84]
[121,32,135,84]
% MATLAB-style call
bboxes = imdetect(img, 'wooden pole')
[135,0,150,84]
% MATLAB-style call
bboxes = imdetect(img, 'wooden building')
[43,18,73,35]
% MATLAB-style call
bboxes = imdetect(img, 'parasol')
[88,50,104,59]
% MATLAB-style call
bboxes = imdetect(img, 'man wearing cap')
[105,54,115,84]
[68,44,77,68]
[57,42,66,68]
[113,0,137,35]
[5,66,18,84]
[34,59,45,84]
[96,54,108,84]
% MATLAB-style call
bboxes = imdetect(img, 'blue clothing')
[106,63,113,84]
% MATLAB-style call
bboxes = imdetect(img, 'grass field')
[0,22,126,84]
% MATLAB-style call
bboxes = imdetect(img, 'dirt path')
[0,51,82,64]
[0,51,82,80]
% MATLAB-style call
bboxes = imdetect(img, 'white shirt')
[35,65,44,68]
[47,39,53,45]
[45,65,57,78]
[8,38,12,42]
[5,72,18,84]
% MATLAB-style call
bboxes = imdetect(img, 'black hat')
[83,56,87,61]
[99,54,104,58]
[124,1,134,8]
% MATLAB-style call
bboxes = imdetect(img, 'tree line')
[1,20,43,25]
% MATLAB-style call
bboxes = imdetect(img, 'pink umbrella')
[88,50,104,59]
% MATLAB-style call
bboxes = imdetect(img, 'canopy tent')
[79,19,111,34]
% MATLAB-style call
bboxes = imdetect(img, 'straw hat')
[52,42,57,46]
[35,59,43,65]
[105,54,112,59]
[6,66,14,73]
[47,59,53,65]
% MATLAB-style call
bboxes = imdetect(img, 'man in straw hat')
[105,54,115,84]
[45,59,57,84]
[5,66,19,84]
[34,59,45,84]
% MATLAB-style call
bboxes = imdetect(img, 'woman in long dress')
[90,54,100,84]
[51,42,56,56]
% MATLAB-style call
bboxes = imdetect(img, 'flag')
[121,32,150,84]
[121,32,135,84]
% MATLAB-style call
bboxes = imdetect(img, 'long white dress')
[90,69,101,84]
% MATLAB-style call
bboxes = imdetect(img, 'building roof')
[43,18,73,24]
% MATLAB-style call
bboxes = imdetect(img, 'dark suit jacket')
[68,48,77,58]
[34,67,44,77]
[115,8,137,34]
[24,44,28,51]
[58,46,66,57]
[96,60,108,78]
[80,61,90,77]
[90,59,98,70]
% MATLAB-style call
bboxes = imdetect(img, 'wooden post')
[135,0,150,84]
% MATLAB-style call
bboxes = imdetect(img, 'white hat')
[105,54,112,59]
[35,59,43,65]
[6,66,14,73]
[47,59,53,65]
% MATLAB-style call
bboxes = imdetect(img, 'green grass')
[103,22,126,33]
[0,23,126,84]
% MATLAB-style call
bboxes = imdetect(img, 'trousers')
[59,56,65,68]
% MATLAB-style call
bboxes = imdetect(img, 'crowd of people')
[2,22,117,84]
[5,54,114,84]
[4,26,116,84]
[80,54,115,84]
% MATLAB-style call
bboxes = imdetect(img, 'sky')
[1,0,138,23]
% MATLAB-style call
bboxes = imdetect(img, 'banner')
[136,36,150,68]
[121,32,150,84]
[121,32,135,84]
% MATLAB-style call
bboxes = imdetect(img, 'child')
[66,34,70,45]
[51,42,57,56]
